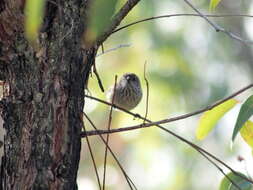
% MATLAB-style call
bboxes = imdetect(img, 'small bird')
[107,73,143,110]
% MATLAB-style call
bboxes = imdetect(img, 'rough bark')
[0,0,95,189]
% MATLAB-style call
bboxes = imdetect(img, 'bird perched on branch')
[107,73,142,110]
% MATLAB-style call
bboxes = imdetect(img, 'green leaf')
[86,0,117,43]
[219,172,252,190]
[24,0,46,44]
[232,95,253,141]
[240,120,253,149]
[209,0,222,11]
[196,99,238,140]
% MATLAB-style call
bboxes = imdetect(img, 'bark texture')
[0,0,94,189]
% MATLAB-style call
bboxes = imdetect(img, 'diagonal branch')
[112,13,253,34]
[183,0,253,45]
[96,0,140,46]
[82,84,253,186]
[96,44,131,57]
[157,125,245,190]
[82,83,253,136]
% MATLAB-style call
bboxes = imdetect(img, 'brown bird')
[107,73,143,110]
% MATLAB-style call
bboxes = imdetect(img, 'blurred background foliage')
[79,0,253,189]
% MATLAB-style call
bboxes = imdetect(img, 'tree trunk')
[0,0,95,189]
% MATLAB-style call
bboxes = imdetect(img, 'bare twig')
[184,0,222,32]
[96,44,131,57]
[112,13,253,34]
[82,83,253,136]
[143,62,149,123]
[82,84,253,185]
[93,64,105,92]
[102,76,117,190]
[83,96,253,187]
[197,149,242,190]
[80,115,102,190]
[157,125,244,190]
[83,112,137,190]
[96,0,141,46]
[183,0,253,44]
[83,95,253,188]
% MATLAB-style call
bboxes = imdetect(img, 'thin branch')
[184,0,221,32]
[93,64,105,92]
[80,116,102,190]
[83,112,137,190]
[143,62,149,123]
[183,0,253,44]
[157,125,245,190]
[187,142,243,190]
[112,13,253,34]
[82,83,253,136]
[96,44,131,57]
[96,0,141,46]
[197,150,242,190]
[82,84,253,185]
[82,100,253,188]
[102,76,117,190]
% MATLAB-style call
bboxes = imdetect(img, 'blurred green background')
[79,0,253,189]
